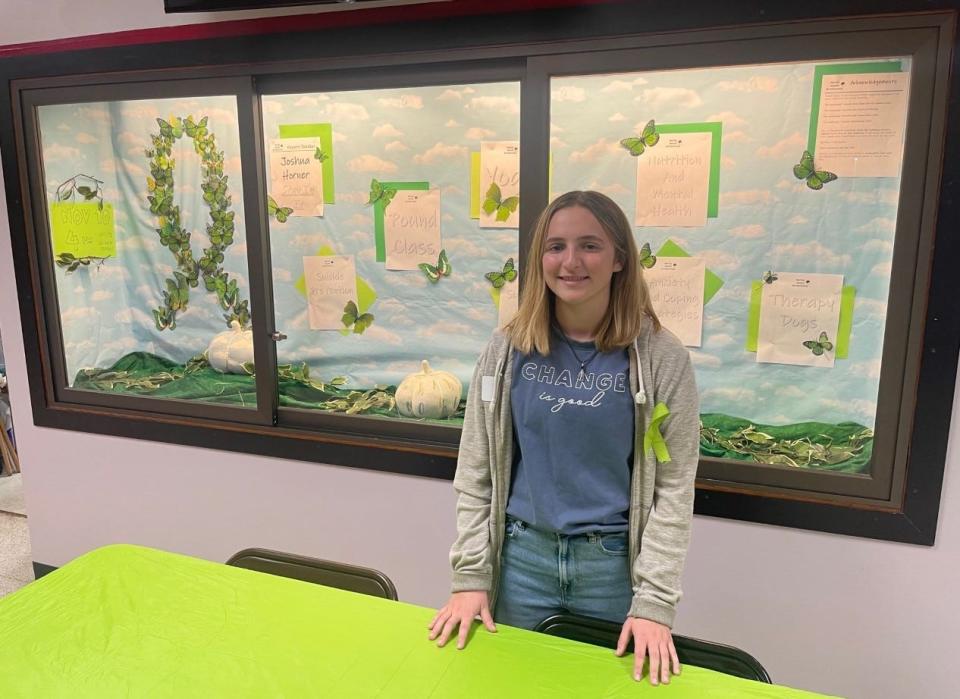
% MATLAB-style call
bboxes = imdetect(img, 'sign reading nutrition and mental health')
[635,132,712,227]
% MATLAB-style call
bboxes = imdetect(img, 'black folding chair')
[534,613,771,683]
[226,547,398,601]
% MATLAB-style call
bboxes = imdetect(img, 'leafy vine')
[146,115,250,331]
[53,174,108,272]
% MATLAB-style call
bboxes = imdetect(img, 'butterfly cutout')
[485,258,518,288]
[482,183,519,222]
[638,242,657,269]
[267,195,293,223]
[620,120,660,156]
[314,147,328,163]
[156,117,183,140]
[183,115,208,139]
[803,331,834,356]
[341,300,374,334]
[419,249,451,283]
[793,151,837,190]
[762,270,778,284]
[367,179,397,208]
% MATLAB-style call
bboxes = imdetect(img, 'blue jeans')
[494,518,633,630]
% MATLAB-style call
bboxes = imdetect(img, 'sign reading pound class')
[384,189,442,270]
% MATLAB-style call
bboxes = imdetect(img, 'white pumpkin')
[396,360,462,419]
[206,320,254,374]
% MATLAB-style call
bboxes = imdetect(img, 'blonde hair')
[506,190,660,355]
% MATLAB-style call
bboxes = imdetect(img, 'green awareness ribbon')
[643,401,672,463]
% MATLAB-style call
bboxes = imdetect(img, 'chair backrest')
[533,613,771,684]
[226,548,398,601]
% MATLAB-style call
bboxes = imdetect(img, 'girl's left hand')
[615,617,681,685]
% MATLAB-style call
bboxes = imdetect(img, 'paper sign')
[645,257,705,346]
[270,138,324,216]
[50,202,117,259]
[635,132,711,227]
[497,280,519,329]
[756,272,843,367]
[278,123,335,203]
[479,141,519,229]
[303,255,358,330]
[813,72,909,177]
[656,239,723,304]
[384,189,442,270]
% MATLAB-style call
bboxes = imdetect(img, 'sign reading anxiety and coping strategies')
[645,257,706,347]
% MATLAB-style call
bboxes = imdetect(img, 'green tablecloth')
[0,545,834,697]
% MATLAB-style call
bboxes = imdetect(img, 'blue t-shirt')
[506,330,634,535]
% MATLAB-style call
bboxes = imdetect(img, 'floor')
[0,475,33,597]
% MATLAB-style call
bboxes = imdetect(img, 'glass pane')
[38,95,256,407]
[262,81,521,424]
[550,58,911,473]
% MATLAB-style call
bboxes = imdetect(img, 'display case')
[3,4,957,542]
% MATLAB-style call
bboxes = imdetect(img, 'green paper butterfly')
[267,195,293,223]
[367,178,397,208]
[803,331,834,356]
[482,182,519,223]
[183,115,209,139]
[638,242,657,269]
[793,151,837,191]
[341,300,374,334]
[485,258,518,288]
[314,147,328,163]
[762,270,779,284]
[156,117,183,140]
[419,249,451,283]
[620,120,660,156]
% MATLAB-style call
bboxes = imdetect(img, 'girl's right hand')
[427,590,497,649]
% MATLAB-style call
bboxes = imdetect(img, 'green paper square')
[50,202,117,259]
[655,239,724,304]
[374,182,430,263]
[655,122,722,218]
[278,123,335,204]
[808,62,902,154]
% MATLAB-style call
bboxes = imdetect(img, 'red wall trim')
[0,0,620,58]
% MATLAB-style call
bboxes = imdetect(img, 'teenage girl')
[428,190,699,686]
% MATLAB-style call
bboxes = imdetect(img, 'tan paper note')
[303,255,357,330]
[479,141,520,229]
[645,257,705,347]
[757,272,843,367]
[384,189,442,271]
[270,138,324,216]
[813,72,909,178]
[635,132,711,227]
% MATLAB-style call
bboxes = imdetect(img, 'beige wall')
[0,4,957,697]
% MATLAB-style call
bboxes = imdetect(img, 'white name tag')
[481,375,495,402]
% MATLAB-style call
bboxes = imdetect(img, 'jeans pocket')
[596,531,628,556]
[505,518,526,539]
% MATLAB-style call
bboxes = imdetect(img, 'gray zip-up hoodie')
[449,321,699,627]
